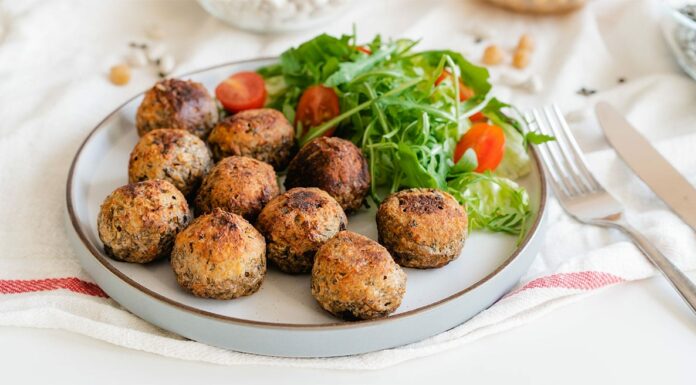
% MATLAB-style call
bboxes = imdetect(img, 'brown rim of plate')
[66,57,548,330]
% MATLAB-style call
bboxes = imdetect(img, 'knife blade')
[595,102,696,231]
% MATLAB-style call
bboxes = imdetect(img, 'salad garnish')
[255,32,552,237]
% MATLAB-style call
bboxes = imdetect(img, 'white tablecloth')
[1,0,695,372]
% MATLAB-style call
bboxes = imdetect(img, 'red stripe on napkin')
[0,271,624,302]
[0,278,108,298]
[508,271,625,297]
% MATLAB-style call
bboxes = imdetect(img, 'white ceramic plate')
[66,59,548,358]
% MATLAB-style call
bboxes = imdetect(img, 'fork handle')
[616,221,696,315]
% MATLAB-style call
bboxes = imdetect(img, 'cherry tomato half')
[469,111,487,123]
[295,85,340,137]
[435,70,475,101]
[356,46,372,55]
[215,71,267,113]
[434,70,452,86]
[454,122,506,173]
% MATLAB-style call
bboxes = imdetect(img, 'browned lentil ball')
[207,108,296,169]
[97,179,192,263]
[376,188,468,269]
[128,129,213,197]
[194,156,279,221]
[136,78,218,138]
[171,208,266,299]
[256,187,347,274]
[284,137,370,212]
[311,231,407,320]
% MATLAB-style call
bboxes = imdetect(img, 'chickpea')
[517,34,534,52]
[512,49,531,69]
[482,45,504,65]
[109,64,131,86]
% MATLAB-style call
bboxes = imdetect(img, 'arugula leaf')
[414,50,492,97]
[324,44,398,86]
[524,131,555,145]
[397,143,443,189]
[278,33,353,87]
[481,98,522,131]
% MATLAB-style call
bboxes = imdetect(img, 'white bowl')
[198,0,359,33]
[660,2,696,81]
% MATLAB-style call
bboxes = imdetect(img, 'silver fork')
[525,105,696,315]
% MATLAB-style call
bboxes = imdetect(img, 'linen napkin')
[1,0,695,370]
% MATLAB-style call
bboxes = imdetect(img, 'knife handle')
[618,221,696,316]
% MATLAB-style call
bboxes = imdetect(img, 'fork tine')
[551,105,602,191]
[531,108,581,197]
[547,167,571,201]
[542,106,592,194]
[525,113,570,201]
[523,112,567,198]
[524,111,563,190]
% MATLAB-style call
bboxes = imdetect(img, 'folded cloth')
[0,0,694,370]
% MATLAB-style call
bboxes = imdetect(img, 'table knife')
[595,102,696,231]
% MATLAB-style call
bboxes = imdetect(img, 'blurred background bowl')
[481,0,586,13]
[197,0,359,33]
[660,1,696,81]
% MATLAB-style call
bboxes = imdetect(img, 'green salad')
[255,33,551,237]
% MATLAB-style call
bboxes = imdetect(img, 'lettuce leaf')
[447,172,530,236]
